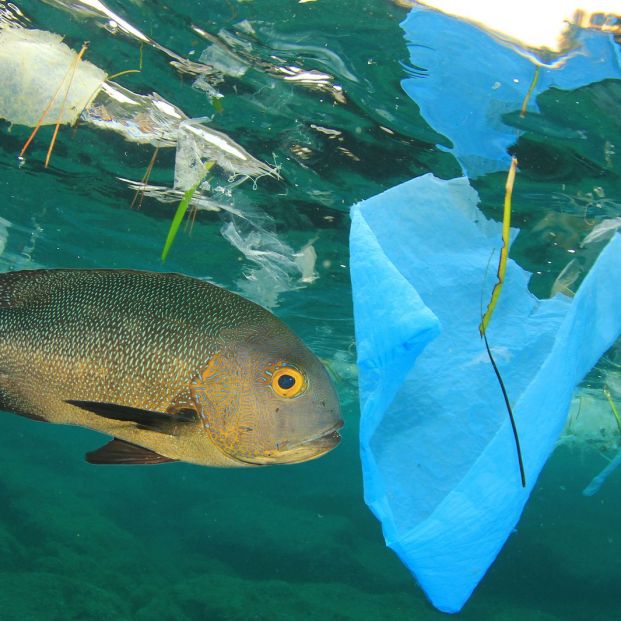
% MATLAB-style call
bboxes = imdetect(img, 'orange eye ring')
[271,366,306,399]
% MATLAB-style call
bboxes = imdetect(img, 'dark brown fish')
[0,269,342,466]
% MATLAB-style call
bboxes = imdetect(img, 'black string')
[482,329,526,488]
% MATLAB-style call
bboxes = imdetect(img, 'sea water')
[0,1,619,620]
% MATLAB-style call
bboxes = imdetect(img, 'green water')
[0,1,620,619]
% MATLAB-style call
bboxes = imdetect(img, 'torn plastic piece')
[0,27,106,126]
[562,389,621,455]
[42,0,215,76]
[83,81,187,146]
[350,173,621,613]
[116,178,242,216]
[0,26,271,181]
[550,259,583,297]
[581,217,621,247]
[582,452,621,496]
[174,118,277,190]
[84,85,277,182]
[198,43,249,79]
[222,218,316,309]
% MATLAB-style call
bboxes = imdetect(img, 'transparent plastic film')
[0,27,106,127]
[174,118,278,191]
[83,82,187,146]
[41,0,216,76]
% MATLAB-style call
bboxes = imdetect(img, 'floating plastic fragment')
[0,27,106,127]
[350,173,621,613]
[582,452,621,496]
[191,23,347,104]
[550,259,583,297]
[197,42,249,79]
[222,218,317,309]
[116,178,225,214]
[174,118,277,190]
[0,24,290,302]
[562,389,621,455]
[83,81,186,146]
[42,0,215,76]
[0,25,276,183]
[581,217,621,247]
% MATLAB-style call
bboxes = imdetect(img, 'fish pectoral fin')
[66,400,197,434]
[86,438,177,465]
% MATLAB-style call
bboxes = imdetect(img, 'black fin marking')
[86,438,177,465]
[66,400,197,434]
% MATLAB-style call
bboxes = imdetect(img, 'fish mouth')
[234,420,344,466]
[298,421,343,451]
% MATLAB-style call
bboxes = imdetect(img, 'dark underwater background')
[0,1,619,619]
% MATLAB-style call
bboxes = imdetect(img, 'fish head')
[192,326,342,466]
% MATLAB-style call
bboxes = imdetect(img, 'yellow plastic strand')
[107,68,141,80]
[479,155,525,487]
[130,146,159,210]
[20,43,88,159]
[603,386,621,435]
[479,156,518,336]
[45,42,89,168]
[520,66,540,118]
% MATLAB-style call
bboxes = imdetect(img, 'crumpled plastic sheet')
[174,118,276,190]
[562,389,621,455]
[221,218,317,309]
[350,173,621,613]
[0,26,106,126]
[400,7,621,177]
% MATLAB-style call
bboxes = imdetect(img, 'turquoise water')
[0,1,620,619]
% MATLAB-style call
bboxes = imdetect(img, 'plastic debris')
[174,118,277,190]
[222,218,317,309]
[582,452,621,496]
[116,179,224,214]
[190,23,347,104]
[581,217,621,247]
[83,81,186,146]
[0,24,292,303]
[42,0,215,76]
[550,259,582,297]
[562,389,621,455]
[197,42,249,79]
[350,173,621,613]
[0,25,276,184]
[0,27,106,127]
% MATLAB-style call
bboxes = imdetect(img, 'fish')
[0,269,342,466]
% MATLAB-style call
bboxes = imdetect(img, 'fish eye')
[271,366,306,398]
[278,374,296,390]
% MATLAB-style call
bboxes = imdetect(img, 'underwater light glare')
[415,0,620,52]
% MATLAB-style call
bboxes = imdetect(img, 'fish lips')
[236,420,344,466]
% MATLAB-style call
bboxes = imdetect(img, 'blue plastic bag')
[351,173,621,613]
